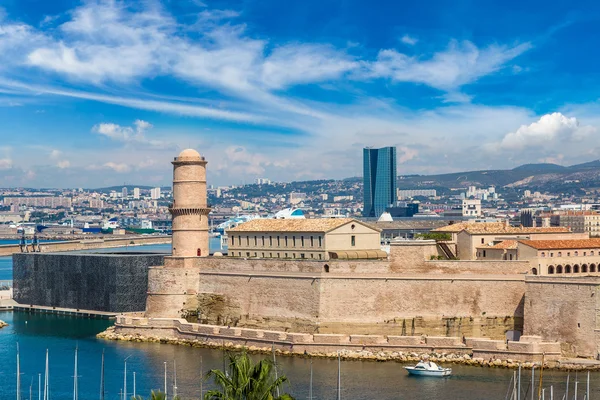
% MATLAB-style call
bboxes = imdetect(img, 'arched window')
[591,264,597,272]
[582,264,588,273]
[566,265,572,273]
[541,252,546,257]
[557,265,563,274]
[574,265,580,273]
[575,251,579,256]
[324,264,330,273]
[532,268,538,275]
[548,266,555,274]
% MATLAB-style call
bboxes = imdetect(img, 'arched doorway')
[532,268,538,275]
[592,264,597,273]
[548,266,555,274]
[574,265,580,273]
[566,265,572,273]
[582,264,588,273]
[557,265,563,274]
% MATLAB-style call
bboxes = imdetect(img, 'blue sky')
[0,0,599,188]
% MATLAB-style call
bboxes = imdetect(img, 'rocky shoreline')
[97,327,598,371]
[0,320,7,329]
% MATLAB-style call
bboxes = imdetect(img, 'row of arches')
[547,263,597,275]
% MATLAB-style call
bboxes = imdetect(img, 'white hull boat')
[405,361,452,377]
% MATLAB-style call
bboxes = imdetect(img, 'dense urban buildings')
[362,146,397,218]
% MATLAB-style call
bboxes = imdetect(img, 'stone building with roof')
[227,218,386,260]
[432,221,586,260]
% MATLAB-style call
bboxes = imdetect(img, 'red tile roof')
[518,238,600,250]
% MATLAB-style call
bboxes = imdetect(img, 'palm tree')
[204,352,295,400]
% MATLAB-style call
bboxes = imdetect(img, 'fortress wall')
[524,276,600,358]
[409,260,530,275]
[186,268,525,338]
[193,273,321,332]
[165,256,390,274]
[316,276,525,337]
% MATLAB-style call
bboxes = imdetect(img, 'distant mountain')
[511,163,567,173]
[398,160,600,192]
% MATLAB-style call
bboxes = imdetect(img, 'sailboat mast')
[309,361,313,400]
[133,372,136,398]
[100,350,105,400]
[17,342,21,400]
[173,360,178,398]
[337,352,341,400]
[200,356,203,399]
[43,349,49,400]
[38,374,41,400]
[73,347,78,400]
[517,364,521,400]
[272,344,280,398]
[587,371,590,400]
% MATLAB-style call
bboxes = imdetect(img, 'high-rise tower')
[363,147,397,218]
[170,149,210,257]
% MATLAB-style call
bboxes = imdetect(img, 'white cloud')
[363,40,532,91]
[92,119,174,149]
[400,34,418,46]
[0,158,12,170]
[500,112,596,150]
[261,44,357,89]
[57,160,71,169]
[102,162,131,173]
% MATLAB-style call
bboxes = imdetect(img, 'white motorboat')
[405,361,452,377]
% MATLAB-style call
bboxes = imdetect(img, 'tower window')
[319,236,322,247]
[293,236,296,247]
[310,236,314,247]
[269,236,273,246]
[301,236,305,247]
[285,236,288,246]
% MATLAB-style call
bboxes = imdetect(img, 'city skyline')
[0,1,600,187]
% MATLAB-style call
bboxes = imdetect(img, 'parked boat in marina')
[405,361,452,377]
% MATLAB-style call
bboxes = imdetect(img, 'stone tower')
[170,148,210,257]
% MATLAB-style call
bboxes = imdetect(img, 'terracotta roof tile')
[228,218,377,233]
[518,238,600,250]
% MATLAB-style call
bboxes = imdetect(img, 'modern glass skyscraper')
[363,146,397,217]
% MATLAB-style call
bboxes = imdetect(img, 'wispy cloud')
[400,34,418,45]
[361,40,532,91]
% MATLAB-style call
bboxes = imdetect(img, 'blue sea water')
[0,311,598,399]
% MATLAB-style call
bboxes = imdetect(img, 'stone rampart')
[110,317,565,363]
[471,336,561,362]
[113,316,470,354]
[0,236,170,256]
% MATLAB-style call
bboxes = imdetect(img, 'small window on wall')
[301,236,305,247]
[351,235,356,247]
[483,250,486,257]
[481,238,485,244]
[319,236,322,247]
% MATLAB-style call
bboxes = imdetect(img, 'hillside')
[398,160,600,191]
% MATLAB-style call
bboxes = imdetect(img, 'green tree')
[204,352,294,400]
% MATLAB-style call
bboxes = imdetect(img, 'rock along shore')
[97,326,598,371]
[0,320,7,329]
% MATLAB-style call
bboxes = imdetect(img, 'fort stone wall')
[524,276,600,358]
